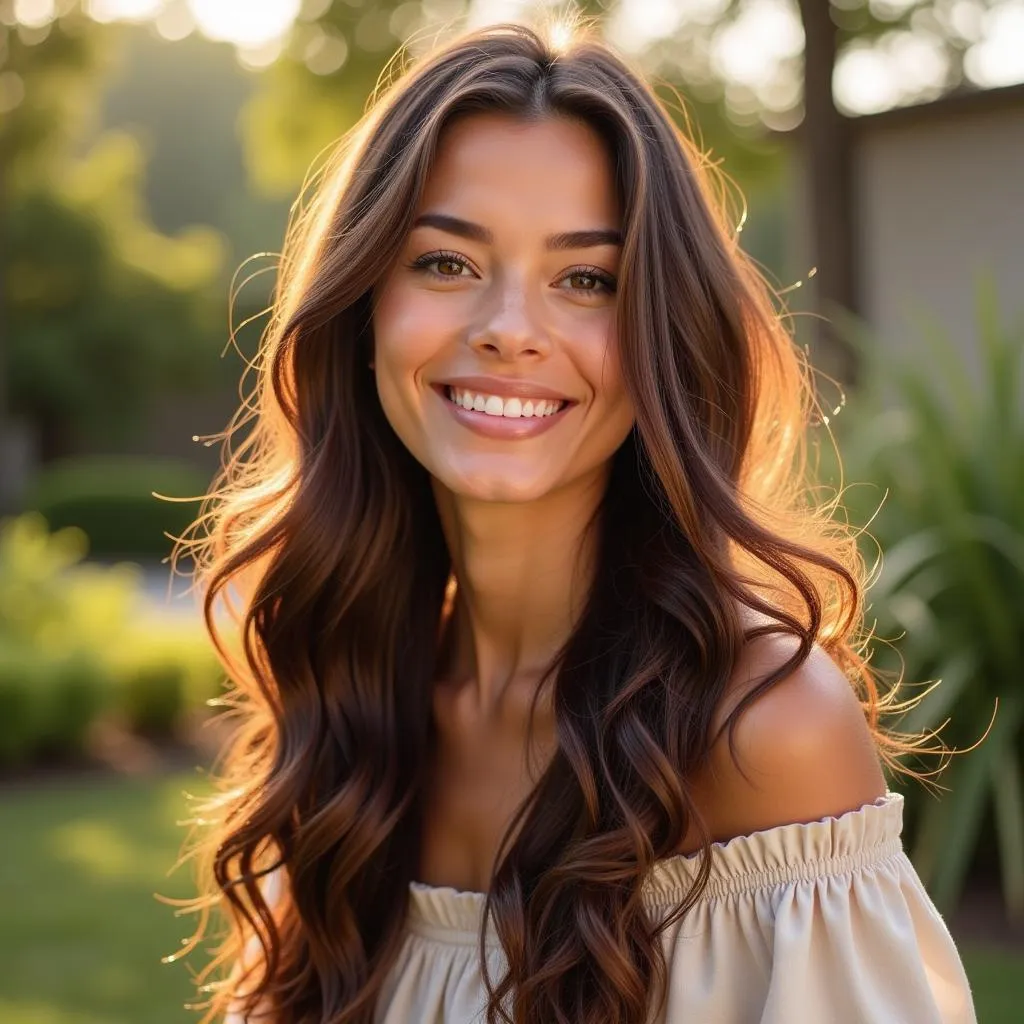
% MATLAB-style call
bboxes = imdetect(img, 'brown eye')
[559,266,616,297]
[570,272,599,290]
[409,250,474,280]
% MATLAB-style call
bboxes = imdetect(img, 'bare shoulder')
[686,631,887,846]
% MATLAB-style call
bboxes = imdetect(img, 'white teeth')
[446,387,564,418]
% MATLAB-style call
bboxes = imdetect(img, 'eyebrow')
[411,212,623,251]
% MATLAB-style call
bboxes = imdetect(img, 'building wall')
[852,96,1024,378]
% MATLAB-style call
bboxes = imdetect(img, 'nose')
[469,279,551,362]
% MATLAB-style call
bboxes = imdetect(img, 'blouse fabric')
[374,792,975,1023]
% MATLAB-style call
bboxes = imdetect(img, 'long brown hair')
[178,19,906,1024]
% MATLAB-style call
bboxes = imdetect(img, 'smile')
[432,382,574,440]
[445,386,567,419]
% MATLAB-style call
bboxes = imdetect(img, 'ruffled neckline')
[407,792,905,945]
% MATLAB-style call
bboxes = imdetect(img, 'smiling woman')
[175,19,976,1024]
[372,114,633,501]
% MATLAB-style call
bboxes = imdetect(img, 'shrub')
[0,513,224,765]
[0,645,44,767]
[116,662,188,737]
[37,651,109,755]
[103,622,224,738]
[23,455,209,559]
[0,644,107,766]
[833,278,1024,919]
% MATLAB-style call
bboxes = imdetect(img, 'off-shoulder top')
[229,792,976,1023]
[374,792,975,1023]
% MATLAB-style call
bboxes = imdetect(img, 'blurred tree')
[1,3,225,462]
[239,0,780,200]
[237,0,788,299]
[7,132,223,457]
[93,24,291,374]
[95,25,290,258]
[0,1,105,491]
[623,0,1015,378]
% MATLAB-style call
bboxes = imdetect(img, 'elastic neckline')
[406,792,904,945]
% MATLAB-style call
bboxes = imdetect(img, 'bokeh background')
[1,1,1022,1021]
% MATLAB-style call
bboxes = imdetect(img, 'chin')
[436,464,558,505]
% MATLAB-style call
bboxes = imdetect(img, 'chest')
[417,699,557,893]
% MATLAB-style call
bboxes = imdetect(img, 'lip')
[435,375,575,403]
[432,384,574,440]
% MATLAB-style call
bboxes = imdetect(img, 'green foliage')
[6,132,226,451]
[240,0,783,201]
[34,648,109,754]
[0,5,109,183]
[0,512,132,764]
[0,643,109,766]
[0,646,42,765]
[116,662,186,737]
[24,454,209,559]
[0,512,137,647]
[833,278,1024,919]
[106,624,223,737]
[2,12,230,455]
[636,0,1001,124]
[0,512,223,766]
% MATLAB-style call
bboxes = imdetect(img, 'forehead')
[415,112,621,229]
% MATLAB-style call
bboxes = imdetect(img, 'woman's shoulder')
[681,628,887,853]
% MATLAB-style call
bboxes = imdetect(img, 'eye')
[558,265,617,298]
[408,250,475,280]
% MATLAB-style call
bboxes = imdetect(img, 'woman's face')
[372,112,635,504]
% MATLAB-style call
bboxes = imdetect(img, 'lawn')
[0,772,1020,1023]
[0,771,211,1024]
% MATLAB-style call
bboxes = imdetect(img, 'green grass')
[0,772,1020,1022]
[0,771,212,1024]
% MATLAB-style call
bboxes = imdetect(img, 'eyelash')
[408,250,617,296]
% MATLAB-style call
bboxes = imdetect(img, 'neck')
[432,466,608,719]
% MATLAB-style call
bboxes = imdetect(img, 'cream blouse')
[234,792,977,1023]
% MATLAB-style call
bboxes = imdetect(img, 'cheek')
[589,328,636,456]
[373,281,433,369]
[372,283,451,411]
[581,322,633,420]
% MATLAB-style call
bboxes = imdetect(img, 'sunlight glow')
[466,0,531,31]
[70,0,1024,105]
[711,0,803,90]
[186,0,301,47]
[86,0,162,23]
[548,18,573,52]
[154,2,193,41]
[965,2,1024,87]
[84,0,302,45]
[835,44,901,115]
[605,0,689,55]
[13,0,55,29]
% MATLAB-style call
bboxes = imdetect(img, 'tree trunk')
[796,0,858,383]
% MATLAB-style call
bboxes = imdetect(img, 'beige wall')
[853,99,1024,379]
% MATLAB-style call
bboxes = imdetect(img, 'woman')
[183,20,976,1024]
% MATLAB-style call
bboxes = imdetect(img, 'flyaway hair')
[174,19,917,1024]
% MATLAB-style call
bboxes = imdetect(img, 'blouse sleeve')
[223,867,287,1024]
[645,793,977,1024]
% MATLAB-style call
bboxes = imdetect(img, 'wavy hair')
[178,20,908,1024]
